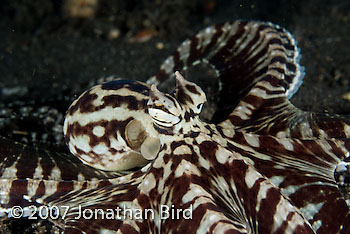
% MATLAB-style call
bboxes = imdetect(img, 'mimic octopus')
[1,20,350,233]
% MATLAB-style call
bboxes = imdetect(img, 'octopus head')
[63,80,160,171]
[148,71,207,130]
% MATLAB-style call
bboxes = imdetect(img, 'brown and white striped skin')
[63,80,160,171]
[1,20,350,233]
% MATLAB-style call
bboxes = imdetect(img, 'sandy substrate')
[1,1,350,114]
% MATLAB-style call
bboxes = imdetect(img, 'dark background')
[0,0,350,232]
[1,0,350,114]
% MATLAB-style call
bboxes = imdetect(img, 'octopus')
[1,20,350,233]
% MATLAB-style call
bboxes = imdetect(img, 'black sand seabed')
[0,0,350,233]
[1,0,350,114]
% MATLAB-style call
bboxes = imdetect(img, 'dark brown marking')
[185,84,200,95]
[76,92,98,114]
[176,87,194,105]
[103,95,143,111]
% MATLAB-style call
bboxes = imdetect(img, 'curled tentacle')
[148,20,350,140]
[147,21,303,121]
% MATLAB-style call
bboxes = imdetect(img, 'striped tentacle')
[219,60,350,139]
[56,155,250,233]
[147,21,302,119]
[46,169,147,232]
[194,139,315,234]
[144,75,315,233]
[60,138,314,233]
[225,132,350,233]
[0,136,124,217]
[147,20,350,139]
[208,24,350,139]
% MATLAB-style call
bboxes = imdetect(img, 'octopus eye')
[197,103,203,112]
[148,84,182,128]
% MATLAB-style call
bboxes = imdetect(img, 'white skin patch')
[174,160,201,178]
[93,143,108,155]
[161,56,175,74]
[73,180,85,190]
[33,162,43,180]
[138,173,156,195]
[299,202,324,221]
[43,180,59,198]
[232,101,253,120]
[209,214,218,222]
[244,166,259,189]
[0,179,13,204]
[277,137,294,151]
[178,40,191,62]
[73,135,91,152]
[197,210,229,233]
[49,166,62,181]
[27,178,41,197]
[99,228,120,234]
[0,164,18,179]
[222,128,234,138]
[77,173,85,181]
[336,161,348,173]
[312,220,323,231]
[276,131,288,138]
[173,145,192,155]
[68,141,77,155]
[182,184,208,204]
[110,135,128,153]
[148,108,180,127]
[69,105,148,127]
[152,154,166,169]
[269,176,285,187]
[244,133,260,147]
[281,184,302,196]
[92,125,105,137]
[215,147,231,164]
[197,26,216,50]
[198,154,210,170]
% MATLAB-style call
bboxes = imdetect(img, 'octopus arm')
[229,133,350,233]
[0,136,125,216]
